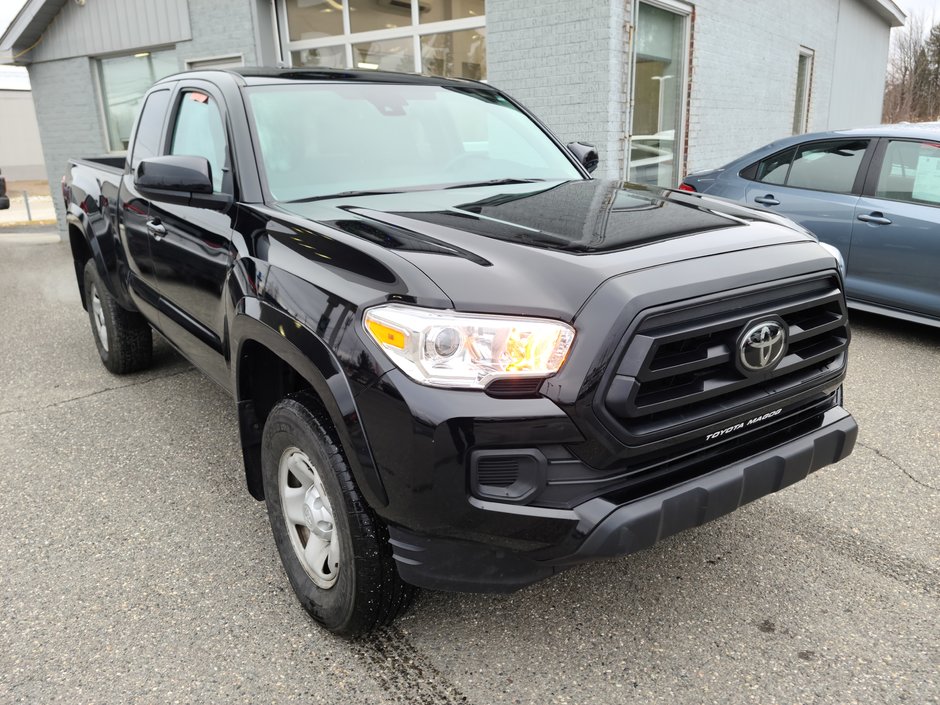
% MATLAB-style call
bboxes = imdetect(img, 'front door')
[849,138,940,319]
[148,85,238,388]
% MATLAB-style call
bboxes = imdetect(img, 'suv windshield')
[247,82,584,202]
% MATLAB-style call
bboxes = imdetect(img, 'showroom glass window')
[99,50,177,152]
[280,0,486,80]
[628,1,691,187]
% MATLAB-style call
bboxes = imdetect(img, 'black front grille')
[602,273,848,443]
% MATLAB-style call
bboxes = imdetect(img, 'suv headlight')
[363,304,575,389]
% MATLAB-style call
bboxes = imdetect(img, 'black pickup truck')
[64,68,858,636]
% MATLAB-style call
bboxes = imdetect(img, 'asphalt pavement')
[0,235,937,705]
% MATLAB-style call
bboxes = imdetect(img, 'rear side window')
[875,140,940,206]
[130,89,170,170]
[744,139,868,193]
[750,147,796,184]
[169,91,228,193]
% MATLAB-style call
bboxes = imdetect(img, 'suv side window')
[745,139,869,193]
[130,89,170,170]
[169,91,228,193]
[875,139,940,206]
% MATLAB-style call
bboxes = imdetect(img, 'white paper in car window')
[912,153,940,204]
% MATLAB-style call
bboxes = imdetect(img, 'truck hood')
[278,179,819,320]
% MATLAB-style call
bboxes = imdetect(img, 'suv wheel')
[261,393,416,636]
[83,260,153,374]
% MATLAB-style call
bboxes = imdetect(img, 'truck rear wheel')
[261,393,416,637]
[83,260,153,374]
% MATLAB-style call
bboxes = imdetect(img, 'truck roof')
[155,67,484,89]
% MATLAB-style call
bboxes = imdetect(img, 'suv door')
[147,83,237,388]
[849,138,940,320]
[743,138,871,263]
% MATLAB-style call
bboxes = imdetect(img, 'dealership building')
[0,0,904,230]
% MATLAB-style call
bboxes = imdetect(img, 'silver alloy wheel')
[90,283,109,353]
[278,446,340,589]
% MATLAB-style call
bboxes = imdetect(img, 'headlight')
[363,304,575,389]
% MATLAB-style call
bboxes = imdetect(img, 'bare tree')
[883,13,940,123]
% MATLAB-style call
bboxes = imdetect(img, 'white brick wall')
[684,0,841,174]
[488,0,889,180]
[487,0,631,180]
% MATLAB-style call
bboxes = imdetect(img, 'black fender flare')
[66,209,129,309]
[231,297,389,508]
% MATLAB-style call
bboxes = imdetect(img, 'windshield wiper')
[443,178,547,189]
[284,189,404,204]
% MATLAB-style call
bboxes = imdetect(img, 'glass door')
[628,1,689,187]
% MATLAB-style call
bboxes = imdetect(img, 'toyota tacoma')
[63,68,858,636]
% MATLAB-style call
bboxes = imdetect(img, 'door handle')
[754,195,780,206]
[857,212,892,225]
[146,217,167,240]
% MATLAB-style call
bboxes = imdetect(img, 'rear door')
[120,86,173,322]
[147,82,238,388]
[742,138,872,264]
[848,138,940,319]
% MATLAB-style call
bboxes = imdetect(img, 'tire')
[261,392,416,637]
[83,260,153,374]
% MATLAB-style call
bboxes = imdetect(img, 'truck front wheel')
[83,260,153,374]
[261,393,416,636]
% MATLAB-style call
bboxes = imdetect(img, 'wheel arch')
[232,299,388,509]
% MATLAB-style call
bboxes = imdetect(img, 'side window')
[169,91,228,193]
[749,147,796,185]
[875,140,940,206]
[130,90,170,170]
[785,139,868,193]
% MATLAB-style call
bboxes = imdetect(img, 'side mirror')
[135,155,231,210]
[566,142,599,173]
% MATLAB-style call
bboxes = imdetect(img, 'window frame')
[625,0,693,185]
[792,47,814,135]
[161,81,237,199]
[862,137,940,209]
[740,137,876,196]
[276,0,486,76]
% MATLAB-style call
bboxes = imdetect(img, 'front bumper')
[387,406,857,592]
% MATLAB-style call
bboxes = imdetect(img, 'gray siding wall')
[0,89,45,180]
[827,0,890,129]
[28,56,107,228]
[31,0,191,62]
[486,0,631,180]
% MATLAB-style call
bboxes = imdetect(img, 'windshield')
[246,83,584,202]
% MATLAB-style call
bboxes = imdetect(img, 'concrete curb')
[0,230,62,244]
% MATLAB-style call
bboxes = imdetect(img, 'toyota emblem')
[738,319,787,373]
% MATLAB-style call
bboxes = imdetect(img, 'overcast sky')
[0,0,938,89]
